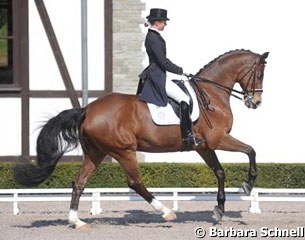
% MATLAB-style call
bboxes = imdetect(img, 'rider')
[136,8,203,151]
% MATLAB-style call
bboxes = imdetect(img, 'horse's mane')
[196,49,256,75]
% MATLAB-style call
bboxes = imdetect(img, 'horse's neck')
[200,51,254,90]
[197,51,257,113]
[206,63,238,87]
[194,71,239,118]
[200,70,236,99]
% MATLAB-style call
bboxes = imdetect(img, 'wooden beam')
[14,0,30,158]
[104,0,113,92]
[34,0,80,108]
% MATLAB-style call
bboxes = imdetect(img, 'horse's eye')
[258,72,264,81]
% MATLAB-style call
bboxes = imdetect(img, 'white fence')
[1,188,305,215]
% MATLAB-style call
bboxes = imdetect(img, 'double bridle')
[186,55,266,128]
[191,59,263,101]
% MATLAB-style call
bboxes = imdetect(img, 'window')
[0,0,13,85]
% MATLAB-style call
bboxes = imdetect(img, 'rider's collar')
[149,27,161,34]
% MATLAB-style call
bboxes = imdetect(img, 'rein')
[191,60,263,101]
[193,76,245,101]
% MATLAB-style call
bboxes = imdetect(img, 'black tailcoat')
[137,29,183,106]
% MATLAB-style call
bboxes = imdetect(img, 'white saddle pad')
[147,80,200,125]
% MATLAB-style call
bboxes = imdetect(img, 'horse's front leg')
[197,149,225,221]
[218,134,257,195]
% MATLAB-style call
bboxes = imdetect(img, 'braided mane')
[196,49,256,75]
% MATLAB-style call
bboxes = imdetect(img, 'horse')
[14,49,269,228]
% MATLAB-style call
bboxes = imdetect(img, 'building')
[0,0,144,161]
[1,0,305,163]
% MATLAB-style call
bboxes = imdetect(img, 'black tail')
[14,108,85,186]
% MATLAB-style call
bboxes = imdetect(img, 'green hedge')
[0,23,7,55]
[1,162,305,188]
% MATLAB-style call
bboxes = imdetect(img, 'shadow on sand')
[14,209,245,229]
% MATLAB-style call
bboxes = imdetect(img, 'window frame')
[0,0,13,86]
[0,0,27,92]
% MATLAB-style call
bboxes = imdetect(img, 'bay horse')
[14,49,269,228]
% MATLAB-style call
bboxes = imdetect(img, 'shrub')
[0,162,304,189]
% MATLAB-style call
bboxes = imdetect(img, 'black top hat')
[146,8,170,21]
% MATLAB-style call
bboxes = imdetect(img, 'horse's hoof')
[213,206,224,221]
[162,209,177,221]
[77,224,92,230]
[242,182,252,196]
[69,220,87,229]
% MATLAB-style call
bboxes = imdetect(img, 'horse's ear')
[259,52,269,63]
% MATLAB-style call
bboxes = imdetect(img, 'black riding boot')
[180,101,204,151]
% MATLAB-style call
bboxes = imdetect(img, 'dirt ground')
[1,200,305,240]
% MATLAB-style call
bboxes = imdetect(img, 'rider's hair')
[144,19,156,27]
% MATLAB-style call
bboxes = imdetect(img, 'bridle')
[191,59,264,102]
[238,59,264,102]
[186,53,267,128]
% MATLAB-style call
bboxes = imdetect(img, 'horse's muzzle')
[244,96,262,109]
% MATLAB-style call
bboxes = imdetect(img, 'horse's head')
[238,52,269,109]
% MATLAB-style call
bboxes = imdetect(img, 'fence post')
[249,189,261,214]
[172,191,179,211]
[13,193,20,215]
[90,191,102,215]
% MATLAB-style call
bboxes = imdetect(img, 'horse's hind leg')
[197,149,225,221]
[114,150,177,221]
[68,153,105,228]
[218,134,257,195]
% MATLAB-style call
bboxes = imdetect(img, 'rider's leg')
[180,101,204,151]
[165,80,203,151]
[165,79,190,104]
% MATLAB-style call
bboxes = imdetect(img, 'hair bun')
[144,21,150,27]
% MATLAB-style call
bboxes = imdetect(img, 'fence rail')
[1,188,305,215]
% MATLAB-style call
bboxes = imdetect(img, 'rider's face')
[154,20,167,31]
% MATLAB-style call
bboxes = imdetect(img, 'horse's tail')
[14,108,86,186]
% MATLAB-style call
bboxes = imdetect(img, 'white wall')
[0,99,21,155]
[28,0,105,155]
[29,0,105,91]
[141,0,305,163]
[0,0,105,156]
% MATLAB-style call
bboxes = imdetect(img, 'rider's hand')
[182,73,194,79]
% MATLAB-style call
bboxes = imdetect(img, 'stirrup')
[193,137,204,146]
[181,136,204,151]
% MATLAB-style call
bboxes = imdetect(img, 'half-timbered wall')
[0,0,113,161]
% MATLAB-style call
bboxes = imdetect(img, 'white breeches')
[165,79,190,104]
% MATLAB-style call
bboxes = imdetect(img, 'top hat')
[146,8,170,21]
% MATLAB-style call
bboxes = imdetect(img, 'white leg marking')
[150,198,177,221]
[68,209,87,228]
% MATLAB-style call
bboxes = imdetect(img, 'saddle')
[147,80,200,125]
